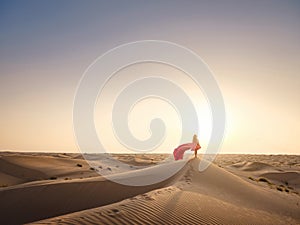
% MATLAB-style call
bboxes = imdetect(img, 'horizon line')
[0,150,299,155]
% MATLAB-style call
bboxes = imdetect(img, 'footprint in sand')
[141,193,155,201]
[108,209,120,217]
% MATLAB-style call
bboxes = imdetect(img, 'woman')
[173,134,201,160]
[192,134,201,158]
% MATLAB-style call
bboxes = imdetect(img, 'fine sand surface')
[0,153,299,224]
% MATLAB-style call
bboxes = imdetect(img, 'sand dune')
[230,161,281,172]
[260,171,300,188]
[1,153,299,224]
[32,187,295,225]
[0,153,96,186]
[0,152,160,187]
[222,156,300,194]
[0,157,187,224]
[31,158,300,225]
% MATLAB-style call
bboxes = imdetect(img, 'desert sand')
[0,152,299,224]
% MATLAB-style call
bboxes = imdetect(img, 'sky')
[0,0,299,154]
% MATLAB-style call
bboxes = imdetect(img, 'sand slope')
[1,154,300,224]
[0,153,170,188]
[0,153,97,186]
[28,158,300,225]
[33,188,297,225]
[0,159,187,224]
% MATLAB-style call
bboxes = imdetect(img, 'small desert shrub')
[248,176,255,181]
[285,188,290,193]
[276,186,283,192]
[77,163,83,167]
[0,184,8,188]
[258,177,271,184]
[49,176,57,180]
[89,167,95,170]
[64,177,69,180]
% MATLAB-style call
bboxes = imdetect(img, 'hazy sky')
[0,0,299,154]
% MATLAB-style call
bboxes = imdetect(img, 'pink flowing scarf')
[173,143,196,160]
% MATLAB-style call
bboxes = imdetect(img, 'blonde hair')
[193,134,199,144]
